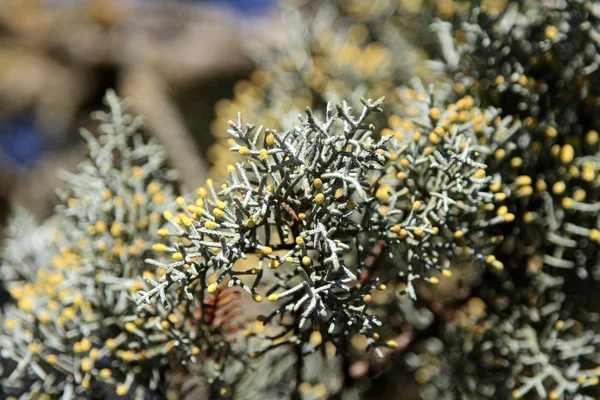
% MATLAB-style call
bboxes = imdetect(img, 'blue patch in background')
[200,0,274,16]
[0,114,48,168]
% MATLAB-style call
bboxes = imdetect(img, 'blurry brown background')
[0,0,279,225]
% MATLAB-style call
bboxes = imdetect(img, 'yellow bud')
[545,25,559,41]
[545,126,558,138]
[238,147,251,155]
[412,201,422,211]
[386,340,399,349]
[252,293,263,303]
[81,358,93,372]
[207,283,218,294]
[213,208,225,218]
[560,144,574,164]
[89,348,100,360]
[172,252,184,261]
[430,277,439,285]
[157,229,169,237]
[197,188,208,198]
[28,343,41,354]
[116,385,128,396]
[586,130,599,145]
[555,320,565,330]
[552,181,566,195]
[562,197,574,209]
[428,132,440,144]
[80,338,92,352]
[100,368,112,378]
[302,256,311,265]
[414,227,424,236]
[152,243,166,252]
[489,181,501,192]
[266,134,275,146]
[268,293,279,302]
[363,294,372,303]
[474,169,486,179]
[125,322,136,332]
[315,193,325,204]
[310,330,323,345]
[495,192,506,201]
[263,246,273,255]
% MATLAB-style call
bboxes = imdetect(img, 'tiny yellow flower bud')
[545,25,559,41]
[207,283,218,294]
[268,293,279,302]
[152,243,166,252]
[555,320,565,330]
[125,322,136,332]
[494,149,506,160]
[428,132,440,144]
[197,188,208,198]
[302,256,311,265]
[473,169,486,179]
[315,193,325,204]
[116,385,128,396]
[81,358,93,372]
[157,228,169,237]
[310,331,323,345]
[552,181,566,195]
[266,134,275,146]
[100,368,112,378]
[545,126,558,138]
[238,147,251,155]
[28,343,41,354]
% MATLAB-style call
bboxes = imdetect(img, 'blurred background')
[0,0,280,226]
